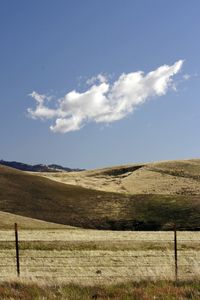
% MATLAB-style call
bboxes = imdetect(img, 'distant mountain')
[0,160,84,172]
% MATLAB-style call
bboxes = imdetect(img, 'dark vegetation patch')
[97,165,143,177]
[0,240,182,251]
[0,165,200,231]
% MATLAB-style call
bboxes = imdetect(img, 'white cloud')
[27,60,184,133]
[28,92,60,119]
[183,74,191,80]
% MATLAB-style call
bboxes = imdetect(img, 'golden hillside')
[34,159,200,195]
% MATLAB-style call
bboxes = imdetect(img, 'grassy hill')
[0,162,200,230]
[35,159,200,195]
[0,211,72,229]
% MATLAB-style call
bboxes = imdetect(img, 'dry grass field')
[0,229,200,285]
[0,227,200,299]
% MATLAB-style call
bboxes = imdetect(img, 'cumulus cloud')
[28,60,184,133]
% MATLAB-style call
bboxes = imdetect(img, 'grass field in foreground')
[1,164,200,230]
[0,280,200,299]
[0,230,200,284]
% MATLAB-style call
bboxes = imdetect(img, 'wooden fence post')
[174,224,178,282]
[14,223,20,277]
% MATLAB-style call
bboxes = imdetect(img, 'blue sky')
[0,0,200,169]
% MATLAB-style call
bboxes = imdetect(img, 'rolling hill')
[0,211,72,229]
[36,159,200,195]
[0,160,200,230]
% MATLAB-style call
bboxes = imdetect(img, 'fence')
[0,223,199,284]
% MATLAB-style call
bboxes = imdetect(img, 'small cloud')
[27,60,184,133]
[183,74,191,80]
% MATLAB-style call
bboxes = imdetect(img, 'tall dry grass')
[0,279,199,299]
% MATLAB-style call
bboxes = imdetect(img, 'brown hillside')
[1,164,200,230]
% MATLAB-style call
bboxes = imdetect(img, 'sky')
[0,0,200,169]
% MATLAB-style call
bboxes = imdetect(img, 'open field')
[1,164,200,230]
[0,229,200,285]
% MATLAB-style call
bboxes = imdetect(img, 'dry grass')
[0,229,200,298]
[0,280,200,299]
[2,164,200,230]
[0,211,73,230]
[35,159,200,195]
[0,230,200,285]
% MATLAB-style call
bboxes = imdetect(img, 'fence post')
[14,223,20,277]
[174,224,178,282]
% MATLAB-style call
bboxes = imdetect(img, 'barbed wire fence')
[0,223,200,283]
